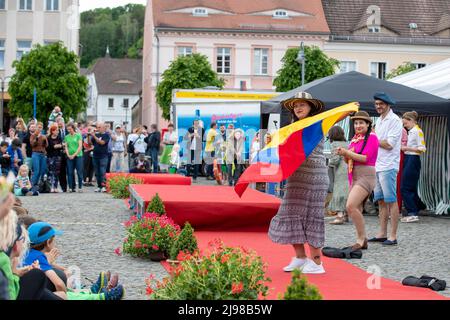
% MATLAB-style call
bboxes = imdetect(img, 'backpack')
[127,140,135,154]
[38,175,51,194]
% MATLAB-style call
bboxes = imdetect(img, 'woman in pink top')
[337,111,379,250]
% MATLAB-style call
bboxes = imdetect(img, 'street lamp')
[122,102,129,132]
[295,42,306,86]
[0,76,12,134]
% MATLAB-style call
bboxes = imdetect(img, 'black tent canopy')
[262,71,450,131]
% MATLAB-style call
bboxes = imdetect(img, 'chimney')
[240,81,247,91]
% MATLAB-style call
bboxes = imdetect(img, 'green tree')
[386,62,416,80]
[8,42,88,124]
[274,46,340,92]
[169,222,198,260]
[156,54,225,120]
[146,193,166,216]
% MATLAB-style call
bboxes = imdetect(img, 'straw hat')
[281,92,325,115]
[351,111,373,124]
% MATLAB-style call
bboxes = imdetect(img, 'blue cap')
[374,92,396,106]
[28,222,63,245]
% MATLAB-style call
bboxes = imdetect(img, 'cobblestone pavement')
[19,178,450,299]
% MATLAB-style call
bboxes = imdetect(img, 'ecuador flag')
[234,103,359,197]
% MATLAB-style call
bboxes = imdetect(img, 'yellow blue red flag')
[235,103,359,197]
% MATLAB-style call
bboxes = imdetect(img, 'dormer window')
[193,8,208,16]
[273,10,289,18]
[368,26,380,33]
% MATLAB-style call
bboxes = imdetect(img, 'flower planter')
[149,251,167,262]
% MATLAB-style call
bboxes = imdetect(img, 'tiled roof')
[153,0,330,34]
[88,57,143,95]
[322,0,450,37]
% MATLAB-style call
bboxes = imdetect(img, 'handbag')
[38,176,52,194]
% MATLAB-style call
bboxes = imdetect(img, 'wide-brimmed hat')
[282,92,325,115]
[351,111,373,124]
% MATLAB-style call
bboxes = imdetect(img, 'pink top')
[401,128,408,147]
[348,133,379,167]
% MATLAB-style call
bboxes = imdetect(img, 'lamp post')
[0,76,12,134]
[295,42,306,86]
[123,102,129,132]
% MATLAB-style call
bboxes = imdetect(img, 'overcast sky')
[79,0,147,12]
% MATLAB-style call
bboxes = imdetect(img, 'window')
[339,61,357,73]
[108,98,114,109]
[44,40,57,46]
[16,40,32,60]
[193,8,207,16]
[273,10,288,18]
[0,40,4,70]
[370,62,387,80]
[216,47,231,74]
[123,98,129,108]
[46,0,59,11]
[253,48,269,75]
[413,63,426,69]
[0,0,6,10]
[177,46,193,57]
[368,26,380,33]
[19,0,32,10]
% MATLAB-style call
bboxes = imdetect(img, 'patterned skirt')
[268,155,329,248]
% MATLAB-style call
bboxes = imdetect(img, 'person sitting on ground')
[7,139,24,176]
[0,206,65,300]
[23,222,124,300]
[130,153,151,173]
[14,165,38,197]
[0,141,11,176]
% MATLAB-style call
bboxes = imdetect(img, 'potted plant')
[167,222,198,264]
[107,175,143,199]
[279,269,322,300]
[122,213,181,261]
[145,239,271,300]
[146,193,166,216]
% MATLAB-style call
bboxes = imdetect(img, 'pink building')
[141,0,331,128]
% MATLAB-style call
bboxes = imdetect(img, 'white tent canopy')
[390,58,450,99]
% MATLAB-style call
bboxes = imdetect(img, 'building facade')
[0,0,80,81]
[142,0,331,127]
[322,0,450,78]
[84,56,142,132]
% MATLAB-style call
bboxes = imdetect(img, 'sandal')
[351,238,368,250]
[330,214,347,225]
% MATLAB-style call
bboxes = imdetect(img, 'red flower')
[114,247,122,256]
[134,240,142,249]
[231,282,244,295]
[152,244,159,251]
[169,232,174,238]
[146,286,154,295]
[220,254,230,264]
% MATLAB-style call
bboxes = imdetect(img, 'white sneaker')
[412,216,420,222]
[400,217,409,223]
[300,259,325,274]
[95,188,101,193]
[101,187,107,193]
[283,257,307,272]
[404,216,419,223]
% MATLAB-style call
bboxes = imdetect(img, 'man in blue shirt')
[88,122,111,193]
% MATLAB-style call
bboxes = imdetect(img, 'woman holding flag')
[268,92,329,274]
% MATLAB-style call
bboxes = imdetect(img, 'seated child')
[23,221,124,300]
[14,165,38,196]
[0,142,11,176]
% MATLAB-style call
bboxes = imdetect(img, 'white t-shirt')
[251,140,260,162]
[112,133,125,152]
[375,109,403,172]
[405,125,426,156]
[128,133,147,154]
[163,131,178,144]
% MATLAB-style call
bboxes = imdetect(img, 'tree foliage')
[156,54,225,120]
[8,42,88,124]
[273,46,340,92]
[80,4,145,67]
[281,269,322,300]
[146,193,166,216]
[386,62,416,80]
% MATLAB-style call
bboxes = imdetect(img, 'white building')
[0,0,80,81]
[84,55,142,131]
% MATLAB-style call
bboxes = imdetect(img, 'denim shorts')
[374,169,398,203]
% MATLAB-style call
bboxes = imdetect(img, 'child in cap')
[24,221,124,300]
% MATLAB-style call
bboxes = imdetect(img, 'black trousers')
[83,151,94,182]
[106,153,112,174]
[59,155,68,192]
[17,269,62,300]
[187,150,200,179]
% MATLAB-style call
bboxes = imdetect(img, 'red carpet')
[129,185,281,230]
[162,231,448,300]
[106,173,191,186]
